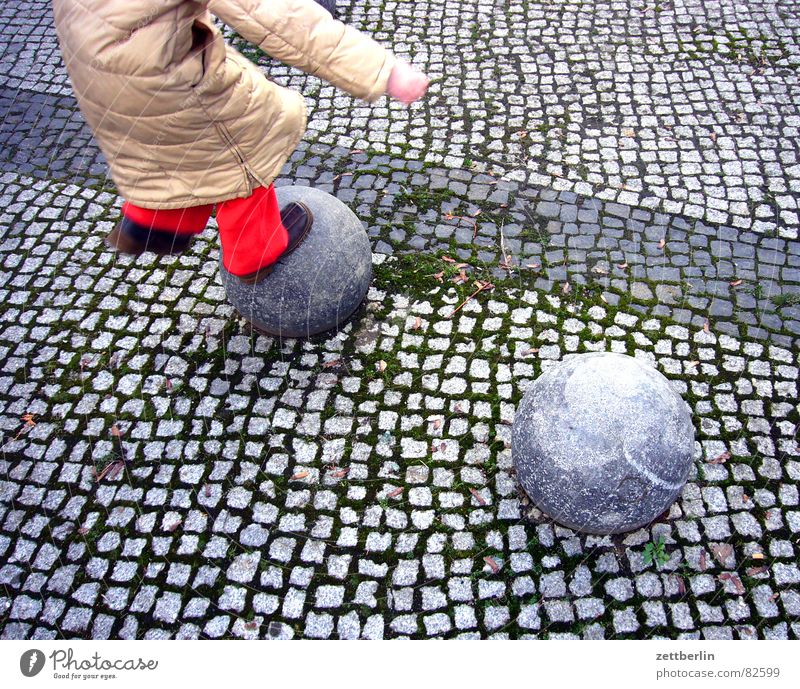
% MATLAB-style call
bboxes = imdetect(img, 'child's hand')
[386,61,429,105]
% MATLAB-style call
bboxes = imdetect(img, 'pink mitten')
[386,60,430,105]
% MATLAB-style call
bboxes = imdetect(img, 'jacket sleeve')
[207,0,396,102]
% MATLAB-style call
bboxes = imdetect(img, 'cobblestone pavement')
[1,1,799,640]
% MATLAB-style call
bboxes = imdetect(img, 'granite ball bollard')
[219,185,372,338]
[512,352,695,535]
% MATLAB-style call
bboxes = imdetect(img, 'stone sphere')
[219,185,372,338]
[512,352,695,534]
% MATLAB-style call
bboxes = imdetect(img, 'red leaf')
[710,543,733,565]
[331,468,350,479]
[699,550,708,571]
[322,359,342,369]
[388,487,404,498]
[484,556,500,573]
[470,488,487,506]
[291,470,309,480]
[707,451,730,464]
[719,573,745,594]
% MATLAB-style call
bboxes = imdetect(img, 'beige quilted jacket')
[53,0,396,208]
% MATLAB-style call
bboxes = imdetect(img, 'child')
[52,0,428,283]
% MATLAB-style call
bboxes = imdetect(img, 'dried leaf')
[412,317,422,330]
[621,127,635,137]
[245,621,258,630]
[442,256,457,263]
[699,550,708,571]
[376,360,387,372]
[707,450,730,465]
[111,424,122,437]
[719,572,745,594]
[562,281,571,295]
[433,419,442,430]
[448,281,494,318]
[484,556,500,573]
[204,484,212,498]
[433,271,444,282]
[22,413,36,427]
[525,263,541,270]
[322,359,342,369]
[617,262,628,269]
[470,488,487,506]
[520,348,540,357]
[658,238,666,249]
[107,462,124,481]
[752,552,764,560]
[165,378,173,392]
[704,320,711,333]
[710,132,717,142]
[331,468,350,479]
[96,460,121,482]
[674,575,686,595]
[729,279,743,287]
[600,294,608,303]
[388,487,404,498]
[77,527,90,536]
[291,470,309,480]
[746,566,768,577]
[166,518,182,532]
[711,544,733,565]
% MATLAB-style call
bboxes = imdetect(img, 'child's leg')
[216,184,289,278]
[108,201,213,254]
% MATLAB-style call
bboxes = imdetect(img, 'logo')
[20,649,45,677]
